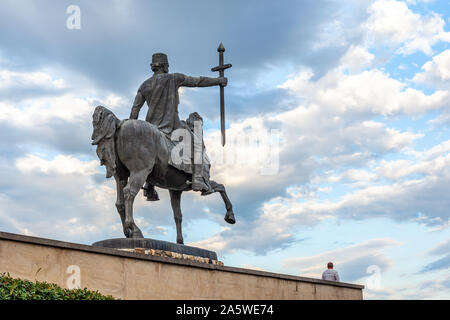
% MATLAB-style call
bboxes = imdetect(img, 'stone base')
[92,238,218,260]
[0,231,364,300]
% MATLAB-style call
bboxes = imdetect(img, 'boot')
[192,163,213,194]
[188,112,213,195]
[192,178,213,195]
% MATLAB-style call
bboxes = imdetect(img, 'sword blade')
[213,43,230,147]
[220,85,225,146]
[219,49,226,146]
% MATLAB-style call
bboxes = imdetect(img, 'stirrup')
[201,188,214,196]
[192,181,214,196]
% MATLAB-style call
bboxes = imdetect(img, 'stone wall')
[0,232,364,300]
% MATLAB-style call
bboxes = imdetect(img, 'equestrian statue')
[91,45,235,245]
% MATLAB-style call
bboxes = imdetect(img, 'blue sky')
[0,0,449,299]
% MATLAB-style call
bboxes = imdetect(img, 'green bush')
[0,272,115,300]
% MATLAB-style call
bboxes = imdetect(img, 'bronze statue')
[92,46,235,244]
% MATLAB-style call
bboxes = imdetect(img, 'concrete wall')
[0,232,364,300]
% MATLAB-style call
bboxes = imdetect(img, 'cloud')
[185,29,450,254]
[330,171,450,225]
[282,238,401,281]
[365,274,450,299]
[412,50,450,126]
[427,238,450,255]
[279,68,449,117]
[419,275,450,292]
[376,143,450,180]
[339,45,375,71]
[0,154,120,243]
[0,92,126,128]
[405,274,450,299]
[420,255,450,273]
[364,0,450,55]
[0,65,130,157]
[15,154,98,175]
[413,49,450,86]
[0,0,345,100]
[195,131,450,254]
[0,68,67,100]
[420,239,450,273]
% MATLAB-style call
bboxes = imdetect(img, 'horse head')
[91,105,119,178]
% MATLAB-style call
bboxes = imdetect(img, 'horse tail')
[91,105,120,178]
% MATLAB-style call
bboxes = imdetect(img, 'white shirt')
[322,269,340,282]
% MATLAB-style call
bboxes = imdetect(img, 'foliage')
[0,273,115,300]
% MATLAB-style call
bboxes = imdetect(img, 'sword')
[211,43,232,146]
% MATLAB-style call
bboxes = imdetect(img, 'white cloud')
[413,49,450,86]
[189,191,333,255]
[364,0,450,55]
[0,92,126,128]
[279,68,449,116]
[332,168,378,188]
[339,45,375,71]
[15,154,98,176]
[0,66,128,130]
[0,155,121,242]
[377,150,450,180]
[0,69,67,90]
[204,116,283,188]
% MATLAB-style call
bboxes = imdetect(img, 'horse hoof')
[124,228,133,238]
[224,212,236,224]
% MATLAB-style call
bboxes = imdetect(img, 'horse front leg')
[123,169,148,238]
[210,180,236,224]
[114,174,127,229]
[169,189,184,244]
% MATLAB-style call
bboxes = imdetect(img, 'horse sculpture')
[91,105,235,244]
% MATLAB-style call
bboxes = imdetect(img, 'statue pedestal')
[92,238,220,264]
[0,231,364,300]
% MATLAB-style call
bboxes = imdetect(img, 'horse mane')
[91,105,120,178]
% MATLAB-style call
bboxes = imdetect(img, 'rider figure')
[129,53,227,201]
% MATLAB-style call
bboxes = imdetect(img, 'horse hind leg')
[210,180,236,224]
[169,190,184,244]
[123,169,149,238]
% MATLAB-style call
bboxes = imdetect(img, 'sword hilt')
[211,64,232,73]
[212,43,232,77]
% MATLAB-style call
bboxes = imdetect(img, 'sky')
[0,0,449,299]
